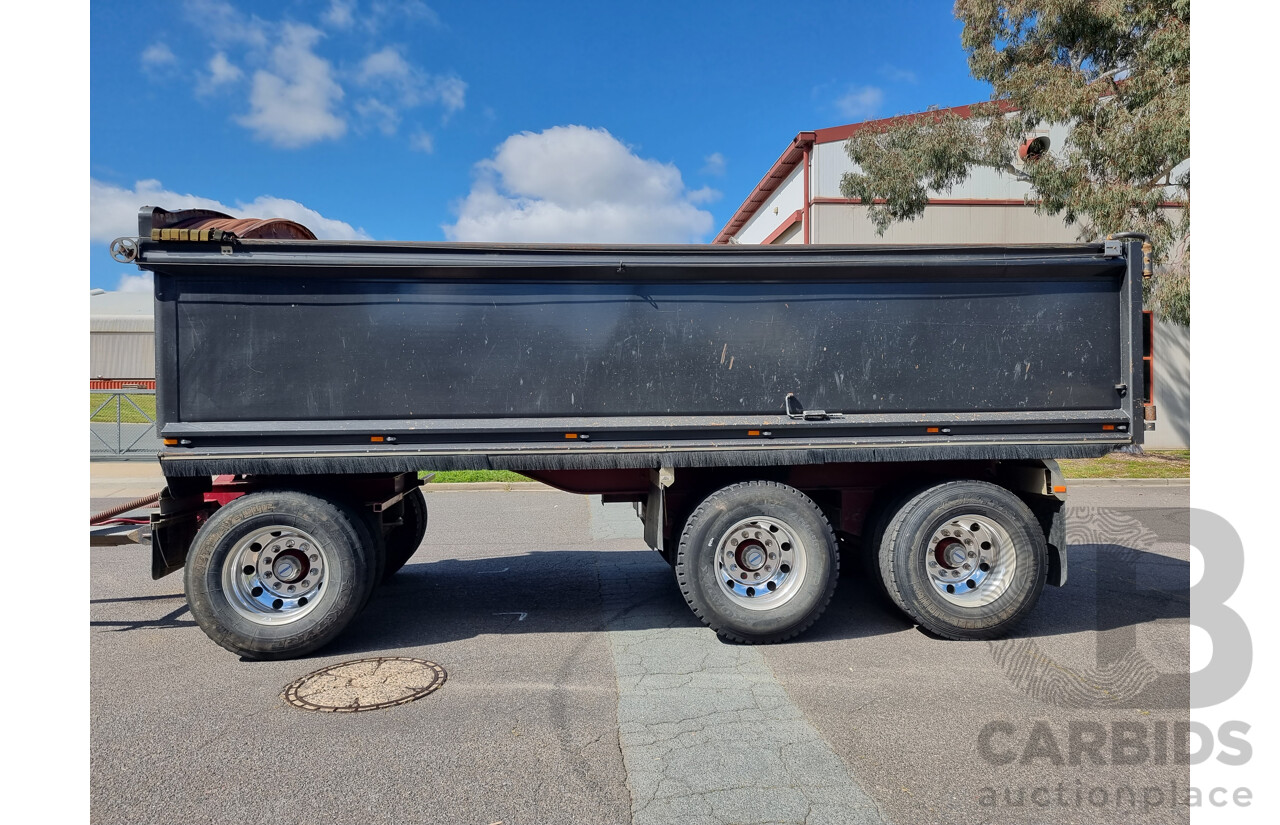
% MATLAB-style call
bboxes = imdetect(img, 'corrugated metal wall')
[91,292,155,381]
[91,332,155,380]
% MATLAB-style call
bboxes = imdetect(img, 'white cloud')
[686,186,721,205]
[356,46,466,118]
[879,65,918,84]
[237,24,346,147]
[205,52,243,87]
[701,152,726,177]
[409,130,434,153]
[355,98,400,134]
[835,85,884,121]
[358,46,414,84]
[176,4,462,147]
[118,273,154,293]
[141,42,177,67]
[431,75,466,114]
[322,0,356,28]
[371,1,441,29]
[324,0,442,34]
[90,178,370,244]
[444,126,714,243]
[184,0,270,48]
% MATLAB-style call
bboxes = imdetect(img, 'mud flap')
[149,488,213,580]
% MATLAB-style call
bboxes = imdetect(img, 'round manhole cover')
[282,657,446,712]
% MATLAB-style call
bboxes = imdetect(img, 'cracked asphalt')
[91,484,1188,825]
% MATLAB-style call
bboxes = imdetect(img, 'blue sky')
[90,0,992,290]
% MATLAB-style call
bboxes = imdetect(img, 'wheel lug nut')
[967,550,976,557]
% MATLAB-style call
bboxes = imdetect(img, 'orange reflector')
[926,427,940,433]
[565,433,579,439]
[747,430,761,436]
[163,438,178,446]
[1053,485,1067,493]
[1102,424,1115,431]
[370,436,385,442]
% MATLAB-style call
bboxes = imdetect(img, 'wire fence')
[90,389,161,459]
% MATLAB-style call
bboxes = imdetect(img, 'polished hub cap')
[714,516,807,610]
[223,526,328,624]
[924,515,1016,607]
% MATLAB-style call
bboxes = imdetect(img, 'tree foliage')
[841,0,1190,323]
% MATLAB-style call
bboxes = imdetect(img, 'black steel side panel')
[163,271,1120,422]
[138,241,1141,473]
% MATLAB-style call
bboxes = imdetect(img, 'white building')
[714,102,1189,449]
[90,289,154,386]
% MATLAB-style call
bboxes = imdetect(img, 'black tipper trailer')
[115,206,1149,659]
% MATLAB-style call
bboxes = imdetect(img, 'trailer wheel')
[184,490,376,660]
[879,481,1046,640]
[383,487,428,580]
[675,481,838,644]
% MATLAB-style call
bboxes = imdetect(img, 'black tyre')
[184,490,377,660]
[382,487,427,581]
[862,485,924,604]
[675,481,839,644]
[879,480,1046,640]
[345,502,385,596]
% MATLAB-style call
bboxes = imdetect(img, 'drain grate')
[282,657,446,712]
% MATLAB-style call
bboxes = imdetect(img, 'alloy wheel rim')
[713,516,808,610]
[222,526,329,624]
[924,514,1016,607]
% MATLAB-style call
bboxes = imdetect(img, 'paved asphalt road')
[90,484,1189,825]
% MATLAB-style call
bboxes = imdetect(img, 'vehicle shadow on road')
[778,540,1187,649]
[313,539,1188,658]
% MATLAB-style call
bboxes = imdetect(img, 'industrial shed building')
[90,289,154,387]
[715,102,1189,449]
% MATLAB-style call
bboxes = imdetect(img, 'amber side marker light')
[926,427,940,433]
[370,436,385,442]
[163,438,178,446]
[564,433,579,439]
[1102,424,1116,431]
[1053,485,1067,494]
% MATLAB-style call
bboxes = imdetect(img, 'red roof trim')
[713,132,814,244]
[713,100,1021,244]
[760,210,803,245]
